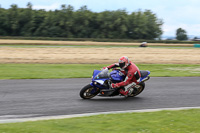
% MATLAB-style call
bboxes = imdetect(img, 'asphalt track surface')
[0,77,200,120]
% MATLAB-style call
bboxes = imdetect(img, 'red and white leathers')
[106,61,141,91]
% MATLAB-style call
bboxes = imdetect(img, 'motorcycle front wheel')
[80,84,99,99]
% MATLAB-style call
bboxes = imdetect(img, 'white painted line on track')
[0,114,41,119]
[0,106,200,124]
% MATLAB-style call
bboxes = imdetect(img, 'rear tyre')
[80,84,99,99]
[129,82,145,97]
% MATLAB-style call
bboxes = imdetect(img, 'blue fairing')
[91,70,110,89]
[140,71,150,82]
[110,70,125,82]
[92,70,101,81]
[91,69,125,89]
[92,69,150,84]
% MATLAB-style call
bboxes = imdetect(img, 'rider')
[103,56,141,96]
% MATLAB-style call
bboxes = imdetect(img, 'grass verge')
[0,64,199,79]
[0,109,199,133]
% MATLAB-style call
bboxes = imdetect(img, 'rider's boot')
[119,89,129,97]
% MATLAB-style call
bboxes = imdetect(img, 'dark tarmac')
[0,77,199,119]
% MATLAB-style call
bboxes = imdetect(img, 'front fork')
[107,80,112,89]
[90,82,99,94]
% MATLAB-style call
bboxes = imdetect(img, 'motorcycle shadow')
[81,96,143,102]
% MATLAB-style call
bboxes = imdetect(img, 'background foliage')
[0,3,163,39]
[176,28,188,41]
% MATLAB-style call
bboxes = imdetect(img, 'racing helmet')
[118,56,130,69]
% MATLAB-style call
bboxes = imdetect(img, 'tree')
[127,10,163,39]
[27,2,32,9]
[0,3,164,39]
[0,8,7,35]
[19,2,35,36]
[7,4,19,35]
[176,28,188,40]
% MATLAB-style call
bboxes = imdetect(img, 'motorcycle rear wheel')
[129,82,145,97]
[80,84,99,99]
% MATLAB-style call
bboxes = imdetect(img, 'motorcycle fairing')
[92,70,101,81]
[91,69,110,89]
[110,70,125,82]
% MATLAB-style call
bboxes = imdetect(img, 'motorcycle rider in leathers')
[103,56,141,96]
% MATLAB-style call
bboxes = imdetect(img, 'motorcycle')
[80,68,150,99]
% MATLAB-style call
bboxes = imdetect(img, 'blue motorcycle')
[80,69,150,99]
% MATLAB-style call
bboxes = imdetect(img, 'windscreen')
[94,69,110,79]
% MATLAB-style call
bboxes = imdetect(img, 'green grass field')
[0,64,199,79]
[0,109,199,133]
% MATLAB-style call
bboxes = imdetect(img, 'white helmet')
[118,56,130,69]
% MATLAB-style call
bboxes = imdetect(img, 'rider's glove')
[111,83,119,88]
[102,67,108,70]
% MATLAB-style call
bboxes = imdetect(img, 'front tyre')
[80,84,99,99]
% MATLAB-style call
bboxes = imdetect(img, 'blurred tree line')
[0,3,163,39]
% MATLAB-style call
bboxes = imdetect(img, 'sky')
[0,0,200,37]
